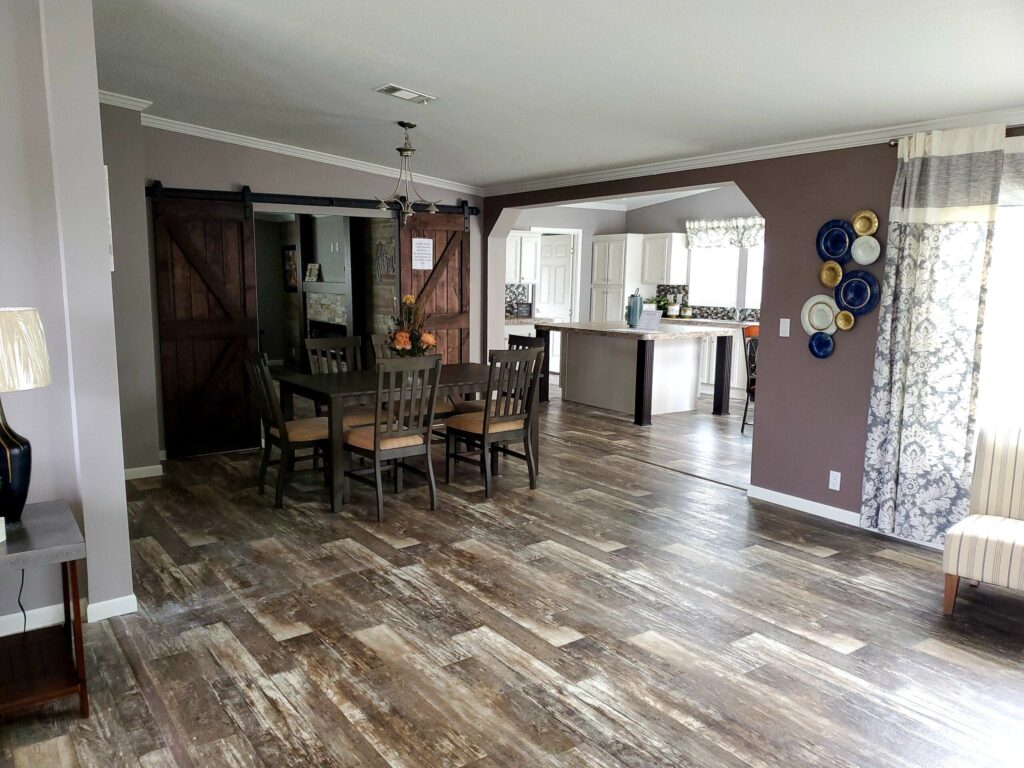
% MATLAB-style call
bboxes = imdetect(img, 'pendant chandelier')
[377,121,440,225]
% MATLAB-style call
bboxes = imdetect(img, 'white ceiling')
[93,0,1024,193]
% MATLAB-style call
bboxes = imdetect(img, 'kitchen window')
[687,243,763,309]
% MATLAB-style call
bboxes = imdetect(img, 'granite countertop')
[504,317,555,325]
[661,318,758,329]
[532,321,737,341]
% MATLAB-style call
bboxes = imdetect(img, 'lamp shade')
[0,307,51,393]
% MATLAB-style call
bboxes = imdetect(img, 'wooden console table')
[0,500,88,718]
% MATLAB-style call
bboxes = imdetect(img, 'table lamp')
[0,308,51,524]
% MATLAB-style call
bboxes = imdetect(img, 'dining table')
[273,362,539,512]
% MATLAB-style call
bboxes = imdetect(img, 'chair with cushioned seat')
[342,355,441,521]
[245,356,329,508]
[452,334,545,415]
[942,426,1024,615]
[444,347,543,497]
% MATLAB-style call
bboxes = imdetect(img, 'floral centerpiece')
[388,294,438,356]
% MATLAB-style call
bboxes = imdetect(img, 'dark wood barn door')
[153,198,260,458]
[400,213,470,364]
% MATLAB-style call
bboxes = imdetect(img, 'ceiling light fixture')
[374,83,437,105]
[377,121,440,225]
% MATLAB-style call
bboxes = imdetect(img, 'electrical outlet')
[779,318,790,337]
[828,471,842,491]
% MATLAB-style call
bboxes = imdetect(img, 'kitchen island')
[533,321,736,425]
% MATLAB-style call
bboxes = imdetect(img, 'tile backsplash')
[505,283,533,316]
[655,284,688,304]
[306,293,347,325]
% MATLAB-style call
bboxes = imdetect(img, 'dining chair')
[306,336,363,374]
[245,355,329,508]
[342,355,441,522]
[370,334,393,368]
[444,347,544,497]
[741,336,758,434]
[452,334,544,414]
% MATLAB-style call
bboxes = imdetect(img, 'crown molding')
[139,114,484,197]
[482,106,1024,198]
[98,90,152,111]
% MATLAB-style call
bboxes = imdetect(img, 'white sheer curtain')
[977,136,1024,429]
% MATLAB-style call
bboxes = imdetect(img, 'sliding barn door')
[400,213,470,364]
[152,198,260,458]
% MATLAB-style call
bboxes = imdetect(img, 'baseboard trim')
[86,593,138,623]
[747,485,861,526]
[0,602,65,638]
[125,464,163,480]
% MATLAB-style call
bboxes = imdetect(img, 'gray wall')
[255,219,286,361]
[512,206,627,322]
[101,104,162,471]
[624,185,760,233]
[1,0,134,623]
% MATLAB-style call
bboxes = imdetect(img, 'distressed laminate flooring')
[2,396,1023,767]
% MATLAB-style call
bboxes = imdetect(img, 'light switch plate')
[828,471,842,491]
[779,318,790,337]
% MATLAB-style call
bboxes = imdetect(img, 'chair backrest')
[372,356,441,451]
[306,336,363,374]
[370,333,393,367]
[970,426,1024,520]
[244,355,287,440]
[744,337,759,388]
[742,324,760,339]
[508,334,545,351]
[482,347,545,432]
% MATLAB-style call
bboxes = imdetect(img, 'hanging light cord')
[18,568,26,633]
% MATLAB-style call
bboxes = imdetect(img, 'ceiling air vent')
[374,83,436,105]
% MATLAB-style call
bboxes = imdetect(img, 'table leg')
[280,380,295,421]
[329,395,345,512]
[634,339,654,426]
[69,561,89,717]
[712,334,733,416]
[61,562,71,638]
[537,328,551,403]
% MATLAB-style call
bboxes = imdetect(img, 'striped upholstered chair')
[942,426,1024,615]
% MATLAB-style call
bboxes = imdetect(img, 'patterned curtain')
[685,217,764,248]
[861,125,1007,544]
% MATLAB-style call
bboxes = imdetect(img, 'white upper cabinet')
[641,233,687,286]
[591,234,642,287]
[505,231,542,284]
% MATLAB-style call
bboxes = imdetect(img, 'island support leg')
[536,328,551,403]
[712,334,733,416]
[634,339,654,426]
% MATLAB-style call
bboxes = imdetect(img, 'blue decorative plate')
[809,332,834,359]
[834,270,880,316]
[816,219,856,263]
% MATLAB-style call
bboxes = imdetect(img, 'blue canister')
[626,293,643,327]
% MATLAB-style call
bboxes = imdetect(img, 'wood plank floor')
[3,397,1024,767]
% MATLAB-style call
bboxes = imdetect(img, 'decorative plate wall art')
[803,210,882,357]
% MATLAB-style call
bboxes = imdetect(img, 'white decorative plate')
[851,235,880,265]
[801,294,839,336]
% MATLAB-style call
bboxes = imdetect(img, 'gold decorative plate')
[851,209,879,236]
[818,260,843,289]
[835,310,855,331]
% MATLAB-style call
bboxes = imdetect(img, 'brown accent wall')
[485,143,896,512]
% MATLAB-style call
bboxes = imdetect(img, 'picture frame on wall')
[282,246,298,292]
[304,263,322,283]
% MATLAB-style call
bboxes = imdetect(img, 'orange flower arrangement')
[388,295,437,357]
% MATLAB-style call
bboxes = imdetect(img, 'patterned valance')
[685,217,765,249]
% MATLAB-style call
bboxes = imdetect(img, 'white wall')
[624,185,759,233]
[0,0,134,625]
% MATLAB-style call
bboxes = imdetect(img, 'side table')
[0,500,88,718]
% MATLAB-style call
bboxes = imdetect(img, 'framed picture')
[304,263,322,283]
[282,246,298,292]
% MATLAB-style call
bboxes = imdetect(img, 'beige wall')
[1,0,134,624]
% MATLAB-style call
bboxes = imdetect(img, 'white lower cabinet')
[699,330,748,397]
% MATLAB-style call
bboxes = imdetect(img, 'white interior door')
[536,234,574,373]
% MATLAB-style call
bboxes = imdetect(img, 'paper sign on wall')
[412,238,434,270]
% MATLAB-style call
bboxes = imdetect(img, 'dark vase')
[0,404,31,524]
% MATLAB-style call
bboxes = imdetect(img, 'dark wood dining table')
[273,363,539,512]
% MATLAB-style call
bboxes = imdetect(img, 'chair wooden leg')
[943,574,960,616]
[425,450,437,511]
[341,447,351,505]
[491,442,500,476]
[524,431,538,490]
[446,432,455,484]
[741,395,750,434]
[394,461,404,493]
[322,443,331,491]
[373,459,385,522]
[258,440,272,495]
[275,448,291,508]
[481,439,492,498]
